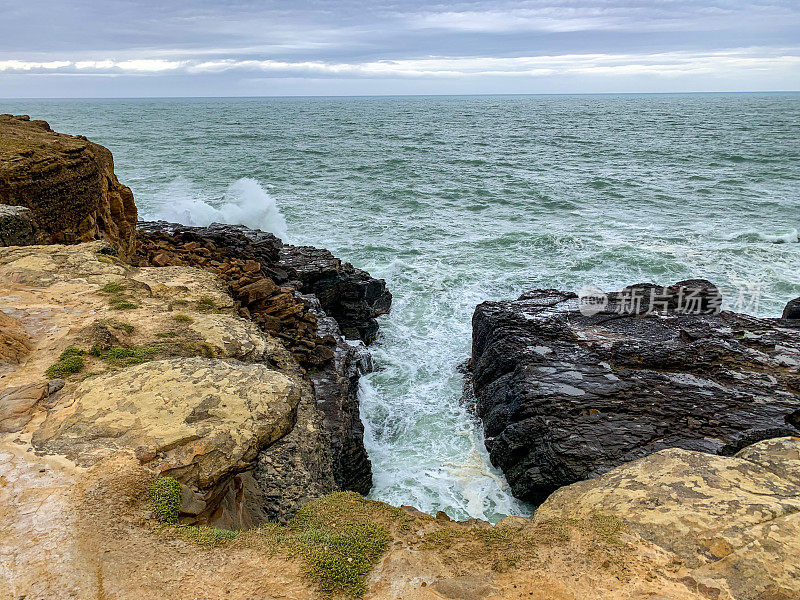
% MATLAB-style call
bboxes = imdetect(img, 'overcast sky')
[1,0,798,97]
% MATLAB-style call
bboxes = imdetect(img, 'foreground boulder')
[33,358,300,517]
[0,114,137,256]
[536,437,800,600]
[471,281,800,504]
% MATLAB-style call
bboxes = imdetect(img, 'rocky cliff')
[0,114,138,256]
[133,221,391,514]
[471,281,800,504]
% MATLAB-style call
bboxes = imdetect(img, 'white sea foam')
[726,228,798,244]
[152,177,288,239]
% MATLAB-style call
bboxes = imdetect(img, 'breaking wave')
[151,177,288,240]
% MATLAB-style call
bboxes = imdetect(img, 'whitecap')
[151,176,288,240]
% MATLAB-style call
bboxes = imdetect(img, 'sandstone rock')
[470,282,800,504]
[0,383,46,432]
[0,114,137,256]
[0,310,32,366]
[32,358,300,503]
[187,313,289,364]
[535,437,800,599]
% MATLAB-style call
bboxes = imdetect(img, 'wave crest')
[152,177,288,240]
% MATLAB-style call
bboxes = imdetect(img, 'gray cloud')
[1,0,798,96]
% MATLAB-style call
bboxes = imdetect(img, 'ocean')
[4,94,798,521]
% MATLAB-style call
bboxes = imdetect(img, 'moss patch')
[197,296,221,313]
[89,344,160,367]
[173,313,194,323]
[45,346,85,378]
[100,281,125,294]
[175,525,239,548]
[109,321,134,334]
[108,296,140,310]
[150,477,182,524]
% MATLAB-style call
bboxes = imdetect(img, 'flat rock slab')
[535,437,800,600]
[471,283,800,504]
[32,357,300,491]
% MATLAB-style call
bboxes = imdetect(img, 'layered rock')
[536,437,800,600]
[471,281,800,504]
[0,114,137,256]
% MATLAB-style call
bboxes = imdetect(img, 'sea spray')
[153,177,288,239]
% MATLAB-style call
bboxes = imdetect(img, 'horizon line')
[1,90,799,101]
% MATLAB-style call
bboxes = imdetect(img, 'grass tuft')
[175,525,239,548]
[45,346,85,378]
[173,313,194,323]
[89,345,160,367]
[108,296,140,310]
[100,281,125,294]
[197,296,220,313]
[109,321,134,334]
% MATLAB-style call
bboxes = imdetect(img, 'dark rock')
[783,298,800,320]
[0,205,37,246]
[279,245,392,343]
[136,221,391,346]
[470,281,800,505]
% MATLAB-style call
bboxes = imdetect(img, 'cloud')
[405,1,800,34]
[2,48,799,80]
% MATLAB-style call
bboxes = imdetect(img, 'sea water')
[4,94,798,521]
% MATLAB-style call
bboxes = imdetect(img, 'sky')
[1,0,799,97]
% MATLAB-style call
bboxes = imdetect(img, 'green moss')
[155,331,178,338]
[197,296,221,313]
[100,281,125,294]
[285,492,393,598]
[89,345,160,367]
[293,522,390,598]
[173,313,194,323]
[149,477,182,524]
[110,321,134,334]
[175,525,239,547]
[108,296,140,310]
[587,513,623,544]
[45,346,85,378]
[186,341,216,358]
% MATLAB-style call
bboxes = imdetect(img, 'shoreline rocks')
[535,436,800,600]
[471,280,800,504]
[134,220,390,517]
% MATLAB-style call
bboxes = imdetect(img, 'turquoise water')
[4,94,798,520]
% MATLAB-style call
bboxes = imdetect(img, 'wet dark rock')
[470,280,800,505]
[280,245,391,343]
[783,298,800,320]
[0,205,37,246]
